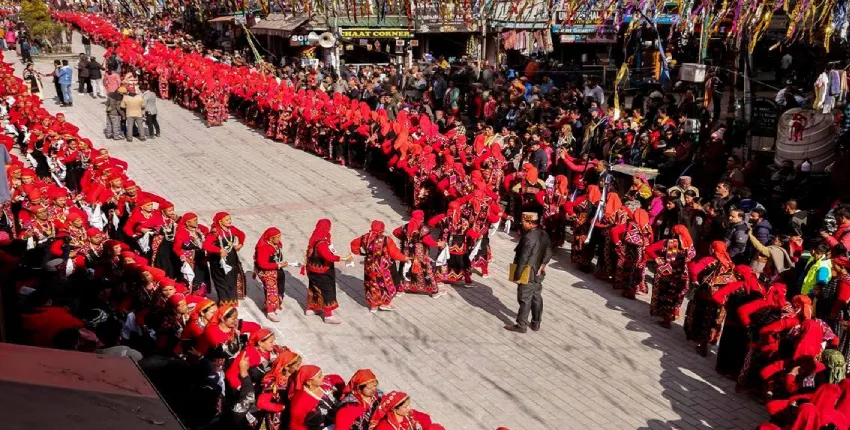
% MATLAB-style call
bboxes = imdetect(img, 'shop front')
[413,3,482,62]
[335,17,415,67]
[489,0,553,68]
[249,13,314,64]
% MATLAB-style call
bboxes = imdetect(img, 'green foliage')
[20,0,62,44]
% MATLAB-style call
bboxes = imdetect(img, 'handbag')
[509,264,531,284]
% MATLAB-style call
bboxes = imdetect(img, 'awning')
[251,13,309,36]
[209,16,234,23]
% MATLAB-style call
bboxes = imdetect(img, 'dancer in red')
[303,219,352,324]
[254,227,288,322]
[351,220,408,312]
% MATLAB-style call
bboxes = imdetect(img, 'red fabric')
[20,306,84,347]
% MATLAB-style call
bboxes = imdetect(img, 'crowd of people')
[1,7,849,429]
[0,15,454,430]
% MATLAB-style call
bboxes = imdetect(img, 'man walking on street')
[87,56,105,98]
[77,53,91,95]
[121,87,146,142]
[505,212,552,333]
[82,33,91,57]
[142,83,160,138]
[57,59,73,107]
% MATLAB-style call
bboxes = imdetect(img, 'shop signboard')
[414,3,479,31]
[559,33,616,44]
[340,28,413,38]
[552,8,616,34]
[751,98,779,138]
[290,34,315,47]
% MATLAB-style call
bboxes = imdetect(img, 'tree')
[19,0,64,51]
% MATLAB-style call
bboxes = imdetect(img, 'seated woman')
[196,305,260,358]
[289,365,344,430]
[369,391,440,430]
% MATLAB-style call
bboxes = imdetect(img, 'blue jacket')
[57,66,72,85]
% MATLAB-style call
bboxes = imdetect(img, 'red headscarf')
[489,142,506,162]
[308,219,332,249]
[370,220,385,234]
[178,212,198,230]
[735,265,763,295]
[586,185,601,204]
[604,192,622,217]
[792,295,813,320]
[632,209,650,232]
[208,305,237,326]
[788,403,819,430]
[766,283,787,309]
[554,175,568,195]
[710,241,733,270]
[291,365,321,392]
[247,328,274,347]
[369,391,410,429]
[407,210,425,236]
[262,350,300,390]
[167,293,186,309]
[526,166,539,184]
[343,369,378,397]
[255,227,281,255]
[212,212,229,232]
[671,225,693,249]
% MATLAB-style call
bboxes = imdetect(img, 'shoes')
[305,309,317,316]
[126,139,133,142]
[504,324,527,333]
[530,323,540,332]
[323,316,342,325]
[156,133,161,137]
[378,305,397,312]
[266,312,280,322]
[369,308,377,313]
[431,290,447,299]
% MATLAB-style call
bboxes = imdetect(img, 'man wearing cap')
[505,212,552,333]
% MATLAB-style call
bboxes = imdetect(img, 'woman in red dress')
[180,298,217,359]
[203,212,246,307]
[225,328,283,389]
[392,210,446,298]
[303,219,352,324]
[335,369,382,430]
[350,220,409,312]
[646,225,696,328]
[196,305,260,358]
[257,350,302,430]
[255,227,289,322]
[289,365,341,430]
[369,391,436,430]
[172,212,210,296]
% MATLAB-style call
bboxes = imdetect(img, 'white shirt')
[583,85,605,106]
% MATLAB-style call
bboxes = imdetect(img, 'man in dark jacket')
[725,208,750,264]
[528,139,548,176]
[77,53,91,95]
[87,56,105,98]
[505,212,552,333]
[749,208,773,245]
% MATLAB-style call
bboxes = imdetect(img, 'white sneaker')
[378,305,397,312]
[305,309,317,316]
[323,315,342,324]
[432,290,447,299]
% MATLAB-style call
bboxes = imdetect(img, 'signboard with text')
[340,28,413,38]
[751,98,779,138]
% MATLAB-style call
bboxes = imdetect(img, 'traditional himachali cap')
[522,212,539,222]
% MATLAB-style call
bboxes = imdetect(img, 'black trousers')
[516,281,543,328]
[79,77,92,93]
[146,113,160,136]
[54,82,64,103]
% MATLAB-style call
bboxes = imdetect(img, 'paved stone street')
[11,33,766,429]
